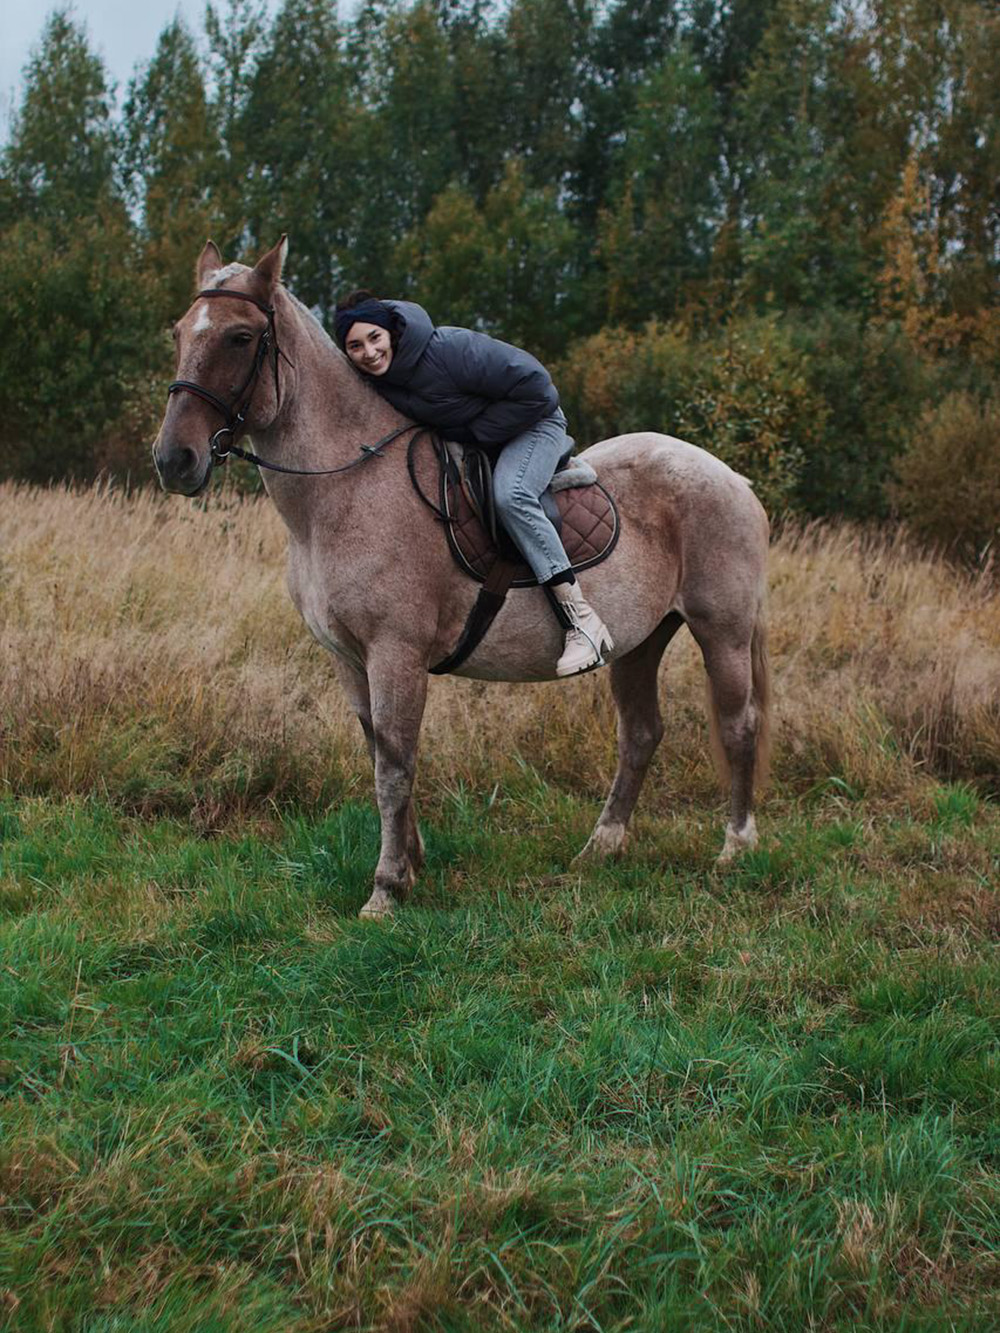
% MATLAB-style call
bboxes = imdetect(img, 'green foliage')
[395,158,580,355]
[598,42,721,322]
[784,311,936,520]
[123,18,223,321]
[893,391,1000,559]
[1,9,117,227]
[0,214,164,481]
[239,0,352,315]
[0,0,997,499]
[557,316,822,512]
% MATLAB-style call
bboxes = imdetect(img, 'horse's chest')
[287,553,365,674]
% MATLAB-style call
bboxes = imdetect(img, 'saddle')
[439,442,619,587]
[407,433,620,674]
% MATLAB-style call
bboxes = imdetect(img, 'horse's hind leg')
[689,607,770,864]
[575,613,684,862]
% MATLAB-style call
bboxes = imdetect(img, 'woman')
[333,291,613,677]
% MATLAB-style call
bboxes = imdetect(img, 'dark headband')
[334,299,396,348]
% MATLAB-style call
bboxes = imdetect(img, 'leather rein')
[167,287,420,477]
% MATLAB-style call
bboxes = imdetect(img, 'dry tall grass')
[1,482,998,817]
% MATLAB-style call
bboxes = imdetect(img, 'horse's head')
[153,236,289,495]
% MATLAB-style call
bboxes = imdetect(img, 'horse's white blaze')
[192,303,213,334]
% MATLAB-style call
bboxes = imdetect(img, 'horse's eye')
[231,331,253,347]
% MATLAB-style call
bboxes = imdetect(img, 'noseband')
[167,288,292,463]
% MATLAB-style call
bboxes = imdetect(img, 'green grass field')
[1,773,997,1331]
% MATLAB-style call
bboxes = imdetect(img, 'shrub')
[556,317,823,515]
[0,213,165,483]
[892,392,1000,559]
[784,312,935,520]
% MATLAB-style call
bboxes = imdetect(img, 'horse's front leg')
[331,656,425,887]
[357,648,429,919]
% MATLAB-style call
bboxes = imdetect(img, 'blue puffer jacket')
[369,301,560,449]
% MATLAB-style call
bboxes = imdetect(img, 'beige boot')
[552,582,614,677]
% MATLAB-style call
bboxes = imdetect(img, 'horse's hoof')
[572,822,626,865]
[716,816,758,866]
[359,887,397,920]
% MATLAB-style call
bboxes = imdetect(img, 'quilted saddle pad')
[441,454,620,587]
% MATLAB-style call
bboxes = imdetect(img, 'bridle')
[167,288,293,465]
[166,286,420,478]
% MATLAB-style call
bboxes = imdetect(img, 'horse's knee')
[718,709,758,761]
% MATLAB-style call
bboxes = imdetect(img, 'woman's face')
[344,321,393,376]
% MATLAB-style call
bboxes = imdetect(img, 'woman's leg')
[491,411,572,584]
[493,412,613,675]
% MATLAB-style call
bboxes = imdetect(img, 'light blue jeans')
[492,408,574,583]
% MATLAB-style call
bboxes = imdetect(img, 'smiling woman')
[332,287,616,678]
[334,293,401,377]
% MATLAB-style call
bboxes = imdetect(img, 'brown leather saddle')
[439,441,619,586]
[407,432,620,673]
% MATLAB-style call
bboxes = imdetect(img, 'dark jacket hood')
[383,300,434,382]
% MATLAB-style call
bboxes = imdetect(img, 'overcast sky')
[0,1,288,139]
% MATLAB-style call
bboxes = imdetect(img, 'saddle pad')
[443,461,620,588]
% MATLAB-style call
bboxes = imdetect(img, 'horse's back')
[580,430,769,559]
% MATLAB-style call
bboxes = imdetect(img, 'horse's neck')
[253,292,409,534]
[275,292,403,452]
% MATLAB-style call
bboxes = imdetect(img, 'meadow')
[1,482,998,1331]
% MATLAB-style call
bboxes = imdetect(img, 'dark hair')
[334,288,404,350]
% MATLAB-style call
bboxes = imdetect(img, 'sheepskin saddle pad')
[435,439,620,587]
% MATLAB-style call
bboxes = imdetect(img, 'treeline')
[0,0,997,546]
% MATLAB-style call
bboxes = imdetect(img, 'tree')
[2,9,118,227]
[240,0,352,315]
[0,10,161,481]
[204,0,269,252]
[500,0,594,192]
[395,158,579,355]
[123,19,221,318]
[597,43,720,323]
[574,0,680,230]
[732,0,871,311]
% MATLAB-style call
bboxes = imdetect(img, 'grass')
[1,483,999,1328]
[1,782,998,1330]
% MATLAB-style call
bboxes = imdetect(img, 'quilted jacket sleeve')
[438,328,559,445]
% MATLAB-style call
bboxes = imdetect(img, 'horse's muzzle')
[152,438,211,495]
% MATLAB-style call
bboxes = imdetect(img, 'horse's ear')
[253,235,288,294]
[197,240,223,289]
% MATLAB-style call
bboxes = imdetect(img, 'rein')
[167,287,421,477]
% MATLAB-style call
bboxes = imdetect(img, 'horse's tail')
[750,602,772,788]
[707,595,772,790]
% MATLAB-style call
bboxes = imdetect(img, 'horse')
[153,237,771,918]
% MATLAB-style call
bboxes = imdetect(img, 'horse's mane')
[283,288,340,356]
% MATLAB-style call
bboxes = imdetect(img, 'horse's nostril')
[177,447,198,475]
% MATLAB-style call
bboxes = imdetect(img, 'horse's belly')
[450,500,684,681]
